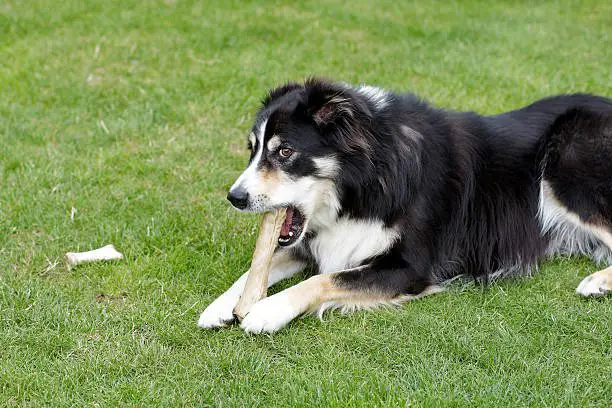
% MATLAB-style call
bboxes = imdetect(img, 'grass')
[1,0,611,405]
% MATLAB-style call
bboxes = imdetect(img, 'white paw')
[240,293,299,334]
[576,272,611,297]
[197,293,239,329]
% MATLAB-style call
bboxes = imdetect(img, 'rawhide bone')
[233,208,287,321]
[65,244,124,270]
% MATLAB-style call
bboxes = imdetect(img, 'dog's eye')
[279,148,294,158]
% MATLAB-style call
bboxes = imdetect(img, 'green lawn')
[1,0,611,406]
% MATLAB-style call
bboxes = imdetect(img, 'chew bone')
[65,244,124,269]
[233,208,287,321]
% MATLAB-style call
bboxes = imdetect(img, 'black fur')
[543,108,612,228]
[256,79,612,296]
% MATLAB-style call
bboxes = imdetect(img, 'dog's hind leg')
[240,261,442,334]
[198,250,306,329]
[541,107,612,296]
[540,182,612,296]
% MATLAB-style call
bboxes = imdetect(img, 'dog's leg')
[240,263,442,334]
[198,250,306,328]
[576,229,612,296]
[539,108,612,296]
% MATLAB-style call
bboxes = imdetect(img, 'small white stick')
[65,244,124,269]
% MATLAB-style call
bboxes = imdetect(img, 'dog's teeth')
[289,231,294,237]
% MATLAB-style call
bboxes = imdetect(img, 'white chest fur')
[308,217,400,274]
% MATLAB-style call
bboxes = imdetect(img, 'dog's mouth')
[278,207,305,247]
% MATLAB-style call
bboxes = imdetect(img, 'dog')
[198,78,612,333]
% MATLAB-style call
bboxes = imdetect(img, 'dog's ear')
[304,78,355,126]
[304,78,373,156]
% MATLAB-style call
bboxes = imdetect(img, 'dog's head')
[227,78,376,247]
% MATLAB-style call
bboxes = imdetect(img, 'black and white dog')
[198,78,612,333]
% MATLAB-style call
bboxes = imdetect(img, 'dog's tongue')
[280,207,294,236]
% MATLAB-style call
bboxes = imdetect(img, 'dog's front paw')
[198,293,239,329]
[240,293,300,334]
[576,270,611,297]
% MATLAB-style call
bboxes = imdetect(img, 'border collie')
[198,78,612,333]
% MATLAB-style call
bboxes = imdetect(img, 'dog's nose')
[227,187,249,210]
